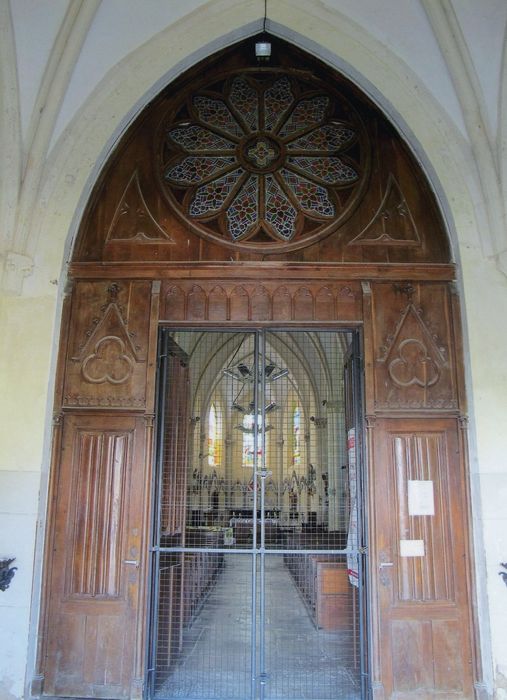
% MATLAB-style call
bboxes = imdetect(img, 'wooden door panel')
[390,618,466,693]
[53,611,128,694]
[370,282,460,412]
[62,280,152,410]
[44,414,145,698]
[372,418,474,698]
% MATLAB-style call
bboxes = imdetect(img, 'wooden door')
[155,337,191,678]
[43,414,146,698]
[370,417,474,698]
[160,339,190,538]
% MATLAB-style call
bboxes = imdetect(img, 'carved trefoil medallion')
[376,301,453,410]
[81,335,135,385]
[388,338,441,389]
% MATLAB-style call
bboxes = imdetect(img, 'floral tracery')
[159,72,366,249]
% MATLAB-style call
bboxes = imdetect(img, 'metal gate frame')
[147,327,369,700]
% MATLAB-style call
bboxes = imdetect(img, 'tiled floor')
[155,554,361,700]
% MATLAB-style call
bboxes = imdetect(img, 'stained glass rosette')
[160,73,366,249]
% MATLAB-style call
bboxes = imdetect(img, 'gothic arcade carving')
[160,280,362,322]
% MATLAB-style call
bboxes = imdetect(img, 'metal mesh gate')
[150,330,366,700]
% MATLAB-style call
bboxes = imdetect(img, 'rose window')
[159,72,368,251]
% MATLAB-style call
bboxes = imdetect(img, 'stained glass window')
[242,414,264,468]
[208,403,221,467]
[160,70,367,251]
[293,406,302,466]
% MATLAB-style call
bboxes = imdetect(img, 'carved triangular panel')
[349,174,420,247]
[378,303,446,369]
[71,284,140,390]
[106,171,174,244]
[64,281,151,408]
[75,303,139,366]
[374,290,456,410]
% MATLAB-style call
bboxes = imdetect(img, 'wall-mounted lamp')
[255,41,271,61]
[255,0,271,62]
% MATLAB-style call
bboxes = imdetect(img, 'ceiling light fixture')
[223,363,287,384]
[232,400,278,414]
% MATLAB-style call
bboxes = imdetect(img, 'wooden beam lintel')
[68,262,456,281]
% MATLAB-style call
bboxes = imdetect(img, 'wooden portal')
[34,36,482,699]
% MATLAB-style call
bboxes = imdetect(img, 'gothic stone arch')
[35,36,482,700]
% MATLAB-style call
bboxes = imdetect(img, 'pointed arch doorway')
[150,327,366,700]
[35,35,481,700]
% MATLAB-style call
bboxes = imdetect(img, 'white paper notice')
[400,539,425,557]
[408,480,435,516]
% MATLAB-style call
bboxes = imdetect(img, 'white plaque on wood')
[408,480,435,516]
[400,539,425,557]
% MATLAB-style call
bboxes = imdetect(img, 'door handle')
[124,559,140,568]
[378,562,393,568]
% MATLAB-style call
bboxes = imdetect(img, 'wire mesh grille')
[152,330,364,700]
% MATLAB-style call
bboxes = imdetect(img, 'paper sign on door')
[408,480,435,516]
[400,539,425,557]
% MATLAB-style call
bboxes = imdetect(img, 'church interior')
[153,329,362,698]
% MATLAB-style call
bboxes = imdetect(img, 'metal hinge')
[258,672,270,686]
